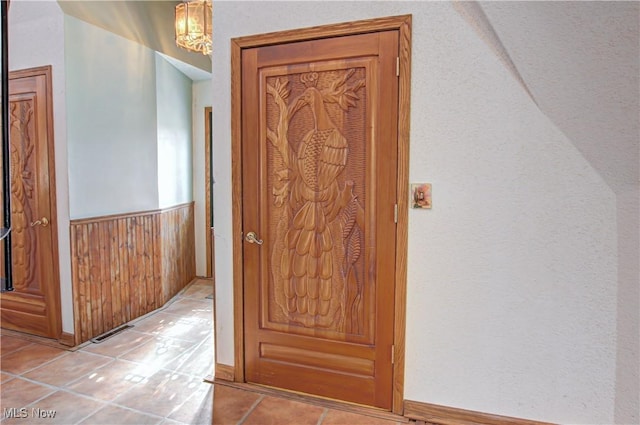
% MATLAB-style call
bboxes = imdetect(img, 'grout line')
[71,403,110,425]
[160,309,212,319]
[215,381,406,424]
[79,326,150,359]
[127,326,212,345]
[0,341,36,358]
[158,332,212,371]
[103,402,168,420]
[6,349,72,377]
[35,385,133,413]
[76,334,211,384]
[81,329,171,359]
[57,358,118,390]
[103,374,208,423]
[158,361,214,381]
[4,374,73,392]
[237,395,265,425]
[0,370,20,378]
[16,386,106,425]
[75,348,122,361]
[317,408,329,425]
[49,385,165,423]
[60,355,182,393]
[155,305,213,319]
[89,362,204,412]
[86,401,168,424]
[0,379,57,421]
[161,377,214,423]
[123,334,209,373]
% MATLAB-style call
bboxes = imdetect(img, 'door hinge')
[396,57,400,77]
[391,345,395,364]
[394,204,398,224]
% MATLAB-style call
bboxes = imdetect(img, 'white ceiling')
[470,1,639,194]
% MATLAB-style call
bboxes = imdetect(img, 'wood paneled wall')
[160,205,196,305]
[70,203,195,344]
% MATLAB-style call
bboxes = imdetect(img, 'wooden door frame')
[205,106,213,277]
[230,15,411,414]
[6,65,62,340]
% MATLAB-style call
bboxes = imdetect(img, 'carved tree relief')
[9,99,37,291]
[266,68,367,334]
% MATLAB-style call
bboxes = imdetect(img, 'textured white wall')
[155,54,193,209]
[192,80,212,276]
[66,16,159,218]
[8,0,73,334]
[615,186,640,424]
[212,2,621,424]
[406,6,617,422]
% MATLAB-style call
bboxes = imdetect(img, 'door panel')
[242,31,398,408]
[0,67,61,339]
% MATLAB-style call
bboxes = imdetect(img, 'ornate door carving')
[242,31,399,408]
[0,66,61,339]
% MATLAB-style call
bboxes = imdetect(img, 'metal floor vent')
[90,324,133,344]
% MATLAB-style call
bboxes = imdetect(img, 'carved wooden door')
[242,31,399,408]
[0,66,61,339]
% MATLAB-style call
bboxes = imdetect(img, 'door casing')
[205,106,213,278]
[230,15,411,414]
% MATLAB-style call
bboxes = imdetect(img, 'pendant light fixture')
[175,0,212,55]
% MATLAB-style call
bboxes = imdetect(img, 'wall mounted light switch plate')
[411,183,432,209]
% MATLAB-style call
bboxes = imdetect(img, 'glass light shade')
[175,0,212,55]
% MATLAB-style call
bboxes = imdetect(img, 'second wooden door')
[0,66,61,339]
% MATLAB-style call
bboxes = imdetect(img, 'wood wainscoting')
[70,202,196,344]
[159,205,196,304]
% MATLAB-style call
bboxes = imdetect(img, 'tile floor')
[1,278,407,425]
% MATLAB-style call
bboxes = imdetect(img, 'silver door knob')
[30,217,49,227]
[245,231,263,245]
